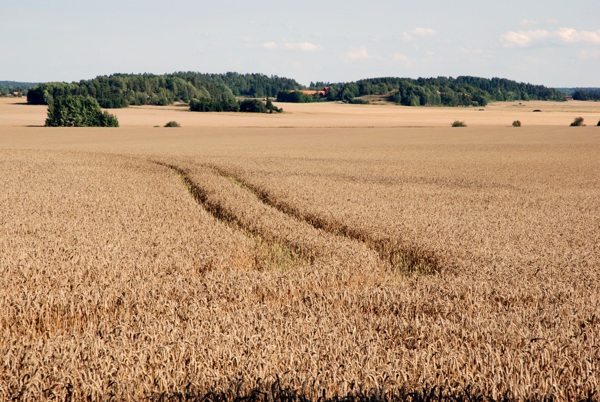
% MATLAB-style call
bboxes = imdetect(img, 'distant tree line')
[0,81,38,96]
[27,72,302,110]
[26,73,567,111]
[279,76,565,106]
[571,89,600,101]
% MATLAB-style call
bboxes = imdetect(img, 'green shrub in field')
[164,121,181,127]
[45,95,119,127]
[266,97,283,113]
[451,120,466,127]
[512,120,521,127]
[239,99,267,113]
[570,117,584,126]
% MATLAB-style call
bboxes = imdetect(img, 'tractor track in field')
[156,161,440,275]
[204,164,441,275]
[154,161,315,267]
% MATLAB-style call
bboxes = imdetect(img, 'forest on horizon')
[5,72,597,111]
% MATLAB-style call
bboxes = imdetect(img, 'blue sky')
[2,0,599,87]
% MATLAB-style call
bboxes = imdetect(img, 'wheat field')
[0,97,599,400]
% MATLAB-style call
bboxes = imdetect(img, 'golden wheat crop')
[0,98,599,400]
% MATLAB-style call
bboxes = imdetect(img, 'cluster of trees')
[239,98,282,113]
[27,73,301,109]
[189,90,240,112]
[276,91,316,103]
[277,82,363,103]
[190,96,282,114]
[45,95,119,127]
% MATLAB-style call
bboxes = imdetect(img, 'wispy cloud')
[261,42,278,49]
[459,47,493,58]
[245,40,322,51]
[412,27,437,37]
[345,46,371,60]
[244,42,278,49]
[392,52,409,62]
[502,27,600,47]
[502,30,551,47]
[241,36,279,50]
[520,19,538,27]
[556,28,600,44]
[402,27,437,41]
[284,42,322,52]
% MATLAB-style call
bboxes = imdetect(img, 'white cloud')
[502,27,600,47]
[284,42,322,52]
[411,27,437,37]
[261,42,278,49]
[502,30,551,47]
[245,41,322,51]
[520,19,538,27]
[402,27,437,41]
[346,46,370,60]
[459,47,493,58]
[557,28,600,44]
[243,39,278,49]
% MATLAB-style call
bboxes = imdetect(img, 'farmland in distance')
[0,97,599,400]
